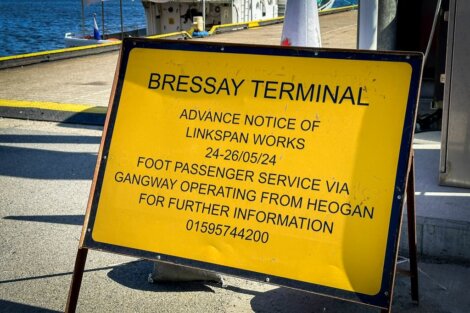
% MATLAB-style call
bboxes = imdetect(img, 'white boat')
[318,0,335,11]
[141,0,280,36]
[141,0,336,37]
[65,1,122,48]
[64,32,114,48]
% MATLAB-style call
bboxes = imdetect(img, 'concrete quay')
[0,8,469,313]
[0,9,358,119]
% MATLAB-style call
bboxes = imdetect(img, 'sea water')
[0,0,357,57]
[0,0,146,57]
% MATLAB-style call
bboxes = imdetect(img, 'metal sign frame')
[67,38,422,312]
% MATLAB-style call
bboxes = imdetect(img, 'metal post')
[81,0,85,35]
[120,0,124,39]
[202,0,206,31]
[65,248,89,313]
[101,0,105,38]
[357,0,378,49]
[406,153,420,303]
[378,0,398,50]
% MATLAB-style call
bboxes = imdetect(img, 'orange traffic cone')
[281,0,321,47]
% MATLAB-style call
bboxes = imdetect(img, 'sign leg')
[65,247,88,313]
[406,153,419,303]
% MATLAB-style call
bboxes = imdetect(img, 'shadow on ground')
[3,214,84,225]
[0,145,96,179]
[250,287,377,313]
[107,260,216,293]
[0,300,60,313]
[0,133,100,179]
[106,260,377,312]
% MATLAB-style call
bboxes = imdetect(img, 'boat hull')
[64,33,112,48]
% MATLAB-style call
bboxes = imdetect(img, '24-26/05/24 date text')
[205,147,277,166]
